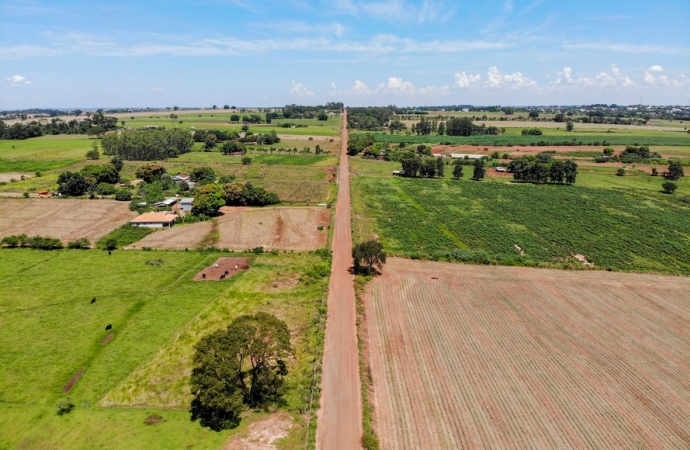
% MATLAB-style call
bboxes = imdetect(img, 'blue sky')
[1,0,689,108]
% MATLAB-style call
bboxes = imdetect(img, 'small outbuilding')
[180,197,194,212]
[153,197,178,208]
[130,212,177,228]
[450,153,483,160]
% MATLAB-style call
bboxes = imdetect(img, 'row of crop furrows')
[367,263,690,449]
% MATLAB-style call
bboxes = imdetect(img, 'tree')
[565,120,575,132]
[190,313,292,431]
[400,152,421,177]
[452,163,464,179]
[446,117,473,136]
[204,133,218,151]
[472,159,486,180]
[192,184,225,216]
[241,156,252,165]
[221,141,246,155]
[616,168,626,176]
[435,157,444,178]
[57,171,89,196]
[190,166,216,184]
[135,163,166,183]
[665,160,684,180]
[352,240,386,275]
[223,105,230,109]
[86,140,100,160]
[549,160,566,184]
[661,181,677,194]
[420,158,437,178]
[564,160,578,184]
[528,111,539,119]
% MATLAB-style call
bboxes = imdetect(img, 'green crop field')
[0,249,329,449]
[352,175,690,274]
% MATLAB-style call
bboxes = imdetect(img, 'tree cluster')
[1,234,63,249]
[101,128,193,160]
[347,107,396,130]
[190,313,292,431]
[57,158,123,196]
[509,156,578,184]
[0,112,118,140]
[399,153,445,178]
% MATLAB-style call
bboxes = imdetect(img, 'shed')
[180,197,194,212]
[130,212,177,228]
[153,197,178,208]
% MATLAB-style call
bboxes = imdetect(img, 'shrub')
[114,189,132,201]
[56,397,75,415]
[22,192,30,198]
[67,238,91,249]
[241,156,252,165]
[616,168,625,176]
[662,182,677,194]
[96,183,116,195]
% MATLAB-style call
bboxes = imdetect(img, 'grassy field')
[365,258,690,449]
[351,173,690,274]
[0,249,329,449]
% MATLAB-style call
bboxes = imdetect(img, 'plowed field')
[366,258,690,449]
[0,198,135,244]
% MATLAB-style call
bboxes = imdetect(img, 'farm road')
[316,111,362,449]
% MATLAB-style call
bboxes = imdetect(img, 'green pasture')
[0,249,328,449]
[351,175,690,274]
[368,130,690,147]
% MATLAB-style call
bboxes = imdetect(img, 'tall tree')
[352,240,386,275]
[666,160,684,180]
[452,163,464,179]
[472,159,486,180]
[190,313,292,431]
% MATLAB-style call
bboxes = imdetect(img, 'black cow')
[220,274,226,280]
[224,270,229,275]
[105,324,112,331]
[91,297,96,304]
[202,273,206,279]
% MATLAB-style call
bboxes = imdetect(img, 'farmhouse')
[130,212,177,228]
[171,173,190,182]
[450,153,483,160]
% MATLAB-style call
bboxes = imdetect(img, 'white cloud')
[552,65,635,88]
[485,66,537,89]
[290,81,315,97]
[454,72,481,88]
[563,42,690,56]
[150,87,162,92]
[352,80,371,94]
[643,66,687,87]
[553,67,573,84]
[6,74,31,86]
[648,65,663,72]
[381,77,415,94]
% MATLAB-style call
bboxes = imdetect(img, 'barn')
[130,212,177,228]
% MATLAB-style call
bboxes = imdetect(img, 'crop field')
[365,258,690,450]
[352,176,690,274]
[0,198,136,244]
[0,249,329,449]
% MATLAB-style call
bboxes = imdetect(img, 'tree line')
[0,112,119,140]
[101,128,193,160]
[508,156,578,184]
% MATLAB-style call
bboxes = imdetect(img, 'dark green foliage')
[192,184,226,216]
[347,107,395,130]
[400,152,421,177]
[662,182,677,194]
[472,159,486,180]
[56,397,75,415]
[352,240,386,275]
[57,171,88,196]
[114,189,132,201]
[101,128,193,160]
[666,160,684,180]
[1,234,63,249]
[617,168,626,176]
[435,157,444,178]
[135,163,166,183]
[190,166,216,184]
[81,163,119,185]
[348,134,377,156]
[420,158,437,178]
[221,182,280,207]
[620,145,663,163]
[452,163,464,179]
[509,157,577,184]
[221,141,246,155]
[241,156,252,165]
[67,238,91,249]
[85,149,100,160]
[190,313,292,431]
[445,117,473,136]
[521,128,543,136]
[355,177,690,274]
[96,183,116,195]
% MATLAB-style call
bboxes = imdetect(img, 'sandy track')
[317,111,362,449]
[366,258,690,449]
[0,198,135,244]
[128,220,214,250]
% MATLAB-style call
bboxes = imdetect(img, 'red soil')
[62,368,85,393]
[193,257,250,281]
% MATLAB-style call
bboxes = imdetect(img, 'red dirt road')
[316,111,363,449]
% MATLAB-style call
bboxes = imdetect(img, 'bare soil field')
[216,206,329,251]
[0,198,135,244]
[366,258,690,449]
[127,220,214,250]
[0,172,33,183]
[432,144,621,156]
[193,257,250,281]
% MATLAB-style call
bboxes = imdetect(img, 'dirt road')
[316,111,362,449]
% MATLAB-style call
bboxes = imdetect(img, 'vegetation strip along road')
[316,111,362,449]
